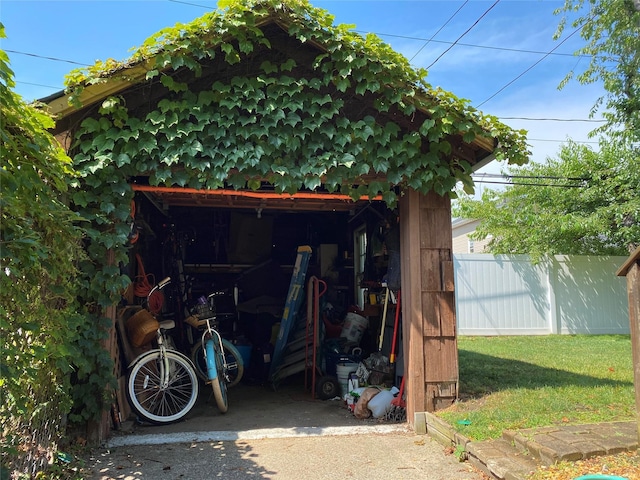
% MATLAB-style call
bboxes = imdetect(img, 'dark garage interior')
[115,185,404,428]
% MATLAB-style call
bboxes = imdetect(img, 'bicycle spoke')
[128,350,198,424]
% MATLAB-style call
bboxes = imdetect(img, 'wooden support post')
[616,246,640,442]
[399,189,459,427]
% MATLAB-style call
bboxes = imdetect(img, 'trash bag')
[354,387,381,419]
[367,386,399,418]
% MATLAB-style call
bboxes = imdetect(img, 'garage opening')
[116,184,404,430]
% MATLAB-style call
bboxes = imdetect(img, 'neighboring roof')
[452,218,481,229]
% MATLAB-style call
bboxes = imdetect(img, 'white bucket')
[336,362,359,397]
[340,313,368,344]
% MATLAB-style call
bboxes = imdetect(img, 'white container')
[336,362,359,397]
[340,312,368,344]
[368,386,400,418]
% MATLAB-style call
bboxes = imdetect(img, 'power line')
[8,2,604,137]
[361,32,587,59]
[409,1,468,62]
[470,172,589,188]
[16,80,62,90]
[5,49,88,66]
[499,117,605,123]
[471,179,585,187]
[475,173,589,182]
[527,138,599,145]
[475,26,582,108]
[426,0,500,70]
[169,0,586,60]
[6,10,588,73]
[168,0,213,8]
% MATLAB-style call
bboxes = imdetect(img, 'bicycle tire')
[127,349,199,424]
[191,338,244,387]
[205,338,228,413]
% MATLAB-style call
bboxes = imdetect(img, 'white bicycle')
[126,277,199,424]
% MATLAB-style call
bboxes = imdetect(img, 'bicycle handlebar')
[147,276,172,306]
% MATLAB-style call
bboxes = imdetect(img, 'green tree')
[454,140,639,261]
[0,24,87,475]
[554,0,640,145]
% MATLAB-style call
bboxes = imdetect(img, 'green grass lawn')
[437,335,636,441]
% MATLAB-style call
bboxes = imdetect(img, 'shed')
[43,0,527,440]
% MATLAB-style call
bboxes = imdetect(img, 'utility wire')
[7,15,587,71]
[5,49,88,66]
[169,0,585,61]
[16,80,62,90]
[362,31,588,59]
[168,0,213,8]
[409,1,468,62]
[471,172,589,188]
[426,0,500,70]
[499,117,605,123]
[475,26,582,108]
[9,0,603,138]
[475,173,589,181]
[527,138,599,145]
[471,179,586,187]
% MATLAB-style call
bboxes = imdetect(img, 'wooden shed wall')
[399,189,458,424]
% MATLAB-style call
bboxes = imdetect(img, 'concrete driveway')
[81,381,486,479]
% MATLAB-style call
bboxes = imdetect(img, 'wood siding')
[400,190,458,422]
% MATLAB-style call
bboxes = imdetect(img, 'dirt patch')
[529,450,640,480]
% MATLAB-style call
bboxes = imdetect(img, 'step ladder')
[269,246,312,385]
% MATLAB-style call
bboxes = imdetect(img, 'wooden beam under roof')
[131,184,380,212]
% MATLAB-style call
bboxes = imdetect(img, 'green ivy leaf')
[111,153,127,167]
[419,119,436,136]
[303,176,322,190]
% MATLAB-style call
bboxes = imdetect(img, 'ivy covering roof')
[47,0,529,205]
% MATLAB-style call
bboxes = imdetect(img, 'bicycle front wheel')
[127,349,199,424]
[205,339,228,413]
[191,338,244,387]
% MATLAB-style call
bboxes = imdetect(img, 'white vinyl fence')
[454,254,630,335]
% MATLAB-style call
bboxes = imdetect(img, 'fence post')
[616,246,640,443]
[547,257,559,334]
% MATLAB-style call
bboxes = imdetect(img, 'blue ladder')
[269,246,312,383]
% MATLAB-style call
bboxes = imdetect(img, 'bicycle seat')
[159,319,175,330]
[185,314,217,329]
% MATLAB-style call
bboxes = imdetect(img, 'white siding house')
[452,218,491,254]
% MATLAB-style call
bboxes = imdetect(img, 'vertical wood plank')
[400,189,425,424]
[442,260,455,292]
[424,337,458,383]
[439,292,456,337]
[420,249,441,291]
[422,292,441,337]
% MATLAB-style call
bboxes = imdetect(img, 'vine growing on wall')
[57,0,530,421]
[0,22,115,474]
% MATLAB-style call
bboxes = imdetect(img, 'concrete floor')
[116,374,389,441]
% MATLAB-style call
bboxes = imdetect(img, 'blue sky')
[0,0,604,181]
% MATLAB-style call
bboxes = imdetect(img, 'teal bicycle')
[185,292,244,413]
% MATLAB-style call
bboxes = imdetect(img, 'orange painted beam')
[130,184,383,202]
